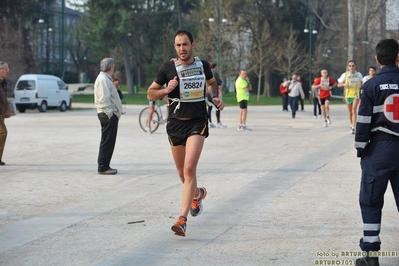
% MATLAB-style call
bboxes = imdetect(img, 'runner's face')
[174,34,194,63]
[369,68,376,77]
[348,63,356,73]
[321,71,328,78]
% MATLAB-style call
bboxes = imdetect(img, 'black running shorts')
[167,117,209,146]
[239,100,248,109]
[320,97,331,105]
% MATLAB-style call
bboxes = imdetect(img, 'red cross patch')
[384,93,399,123]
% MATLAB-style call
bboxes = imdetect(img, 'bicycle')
[138,100,168,133]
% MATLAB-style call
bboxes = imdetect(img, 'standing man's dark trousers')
[282,94,288,111]
[359,139,399,253]
[296,97,305,111]
[288,96,299,118]
[97,113,119,172]
[0,115,7,161]
[313,97,321,117]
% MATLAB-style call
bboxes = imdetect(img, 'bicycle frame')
[155,100,165,122]
[138,100,168,134]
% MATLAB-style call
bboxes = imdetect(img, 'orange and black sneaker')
[190,187,207,217]
[171,216,187,237]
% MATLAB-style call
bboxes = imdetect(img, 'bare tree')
[273,26,307,79]
[347,0,356,61]
[247,19,275,100]
[0,0,47,85]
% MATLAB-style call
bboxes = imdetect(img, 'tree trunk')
[347,0,355,61]
[121,37,134,94]
[0,5,36,88]
[263,70,270,97]
[256,63,262,104]
[176,0,182,29]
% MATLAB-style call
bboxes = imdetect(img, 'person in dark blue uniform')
[354,38,399,266]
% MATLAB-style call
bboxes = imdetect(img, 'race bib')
[321,79,330,87]
[172,57,206,103]
[179,75,205,101]
[348,74,360,85]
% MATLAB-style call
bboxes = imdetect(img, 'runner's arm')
[206,76,219,98]
[207,76,224,110]
[147,77,178,101]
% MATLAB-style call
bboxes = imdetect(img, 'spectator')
[297,75,305,111]
[113,78,123,99]
[235,69,252,131]
[94,58,123,175]
[279,78,289,111]
[288,74,305,118]
[311,79,321,119]
[0,61,10,165]
[207,62,226,128]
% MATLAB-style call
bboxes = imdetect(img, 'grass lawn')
[72,86,346,107]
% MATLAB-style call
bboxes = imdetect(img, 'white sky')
[386,0,399,30]
[66,0,85,10]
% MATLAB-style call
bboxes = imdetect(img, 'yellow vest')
[344,71,361,98]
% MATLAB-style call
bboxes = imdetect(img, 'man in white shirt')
[94,58,123,175]
[288,74,305,118]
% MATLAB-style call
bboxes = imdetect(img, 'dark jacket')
[355,65,399,157]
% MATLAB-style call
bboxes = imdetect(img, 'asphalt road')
[0,103,398,266]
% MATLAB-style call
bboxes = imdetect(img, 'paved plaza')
[0,102,398,266]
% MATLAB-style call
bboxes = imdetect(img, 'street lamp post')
[209,1,227,78]
[38,19,45,73]
[48,27,54,75]
[304,16,317,101]
[38,6,55,75]
[50,6,54,75]
[60,0,65,80]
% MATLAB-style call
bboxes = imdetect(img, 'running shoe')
[209,122,216,128]
[314,116,317,119]
[327,117,331,125]
[217,122,227,128]
[355,256,379,266]
[237,125,243,130]
[190,187,207,217]
[351,127,355,134]
[242,125,252,131]
[171,216,187,237]
[324,121,328,128]
[145,126,151,134]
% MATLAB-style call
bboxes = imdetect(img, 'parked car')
[14,74,71,113]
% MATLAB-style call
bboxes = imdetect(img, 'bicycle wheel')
[138,107,160,133]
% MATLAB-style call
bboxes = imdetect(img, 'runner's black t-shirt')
[154,59,213,119]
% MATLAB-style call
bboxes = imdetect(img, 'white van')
[14,74,71,113]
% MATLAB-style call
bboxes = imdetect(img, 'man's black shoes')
[98,168,117,175]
